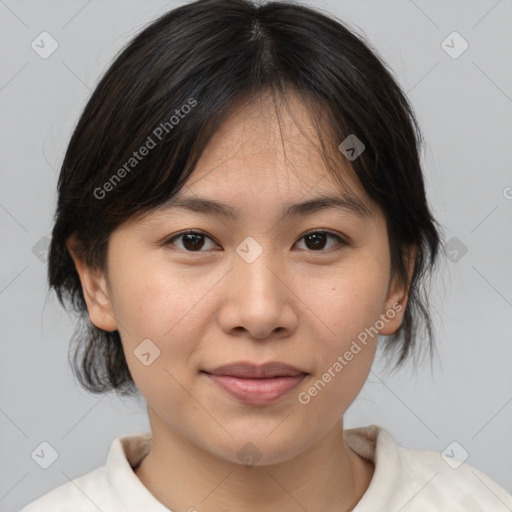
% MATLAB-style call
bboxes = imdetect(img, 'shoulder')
[346,425,512,511]
[19,432,154,512]
[19,466,113,512]
[397,445,512,509]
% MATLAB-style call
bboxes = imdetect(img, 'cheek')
[299,254,389,406]
[294,333,377,445]
[108,253,219,342]
[310,261,390,343]
[297,308,379,424]
[109,247,246,377]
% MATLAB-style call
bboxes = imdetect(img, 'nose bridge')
[217,234,299,340]
[234,235,281,300]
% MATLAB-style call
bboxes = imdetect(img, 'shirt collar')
[106,431,171,511]
[345,425,401,510]
[105,425,398,511]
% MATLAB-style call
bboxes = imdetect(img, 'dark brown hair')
[48,0,443,397]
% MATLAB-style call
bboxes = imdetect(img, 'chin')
[209,430,309,467]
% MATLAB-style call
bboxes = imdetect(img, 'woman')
[21,0,512,510]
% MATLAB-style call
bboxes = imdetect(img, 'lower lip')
[204,373,307,405]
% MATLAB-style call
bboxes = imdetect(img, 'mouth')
[201,361,308,405]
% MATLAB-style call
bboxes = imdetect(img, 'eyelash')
[163,229,348,253]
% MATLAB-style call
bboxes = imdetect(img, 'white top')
[20,424,512,511]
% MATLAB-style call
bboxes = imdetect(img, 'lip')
[204,361,306,378]
[202,361,308,405]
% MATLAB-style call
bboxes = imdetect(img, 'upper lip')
[203,361,307,378]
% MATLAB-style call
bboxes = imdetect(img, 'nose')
[217,242,298,340]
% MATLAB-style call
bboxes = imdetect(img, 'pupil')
[183,233,204,251]
[306,233,326,250]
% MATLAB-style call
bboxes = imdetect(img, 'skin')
[68,90,415,512]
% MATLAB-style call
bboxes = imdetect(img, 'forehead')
[181,90,370,207]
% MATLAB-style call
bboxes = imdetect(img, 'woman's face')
[72,92,410,465]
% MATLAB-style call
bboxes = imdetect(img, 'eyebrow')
[159,192,374,220]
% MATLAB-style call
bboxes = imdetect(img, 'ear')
[378,245,417,336]
[66,235,118,332]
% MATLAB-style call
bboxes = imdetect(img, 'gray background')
[1,0,511,510]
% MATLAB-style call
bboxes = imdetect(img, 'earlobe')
[378,245,417,336]
[66,237,118,332]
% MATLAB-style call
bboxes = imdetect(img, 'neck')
[134,412,374,512]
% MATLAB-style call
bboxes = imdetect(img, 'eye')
[165,230,219,252]
[295,230,347,252]
[164,229,347,253]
